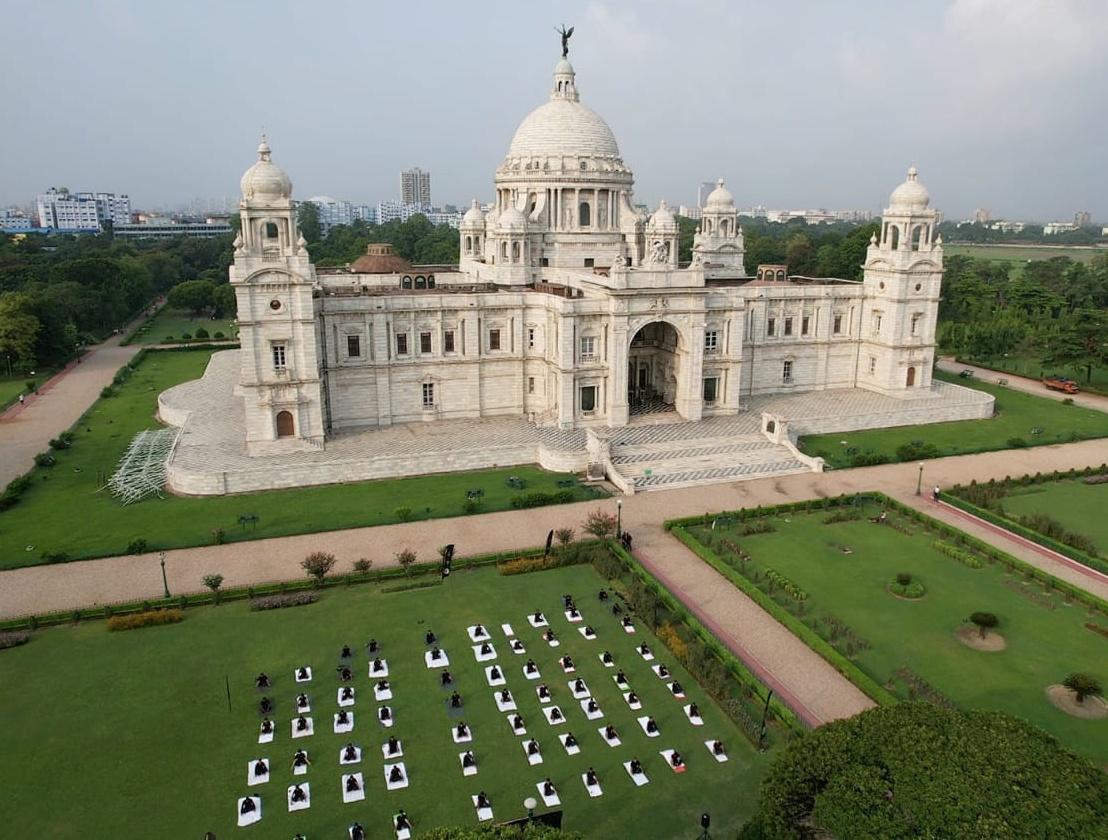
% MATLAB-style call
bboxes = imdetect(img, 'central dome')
[508,99,620,159]
[505,58,620,161]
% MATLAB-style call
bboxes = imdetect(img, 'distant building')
[400,167,431,207]
[35,187,130,232]
[973,208,991,224]
[696,181,716,208]
[1043,221,1079,235]
[1074,210,1091,227]
[0,209,34,233]
[113,221,233,239]
[304,197,356,235]
[424,210,462,228]
[376,201,431,224]
[677,205,702,220]
[987,220,1026,233]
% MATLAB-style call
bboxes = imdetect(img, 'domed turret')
[240,135,292,203]
[499,205,527,232]
[704,179,735,211]
[888,166,929,212]
[462,199,485,226]
[647,199,677,231]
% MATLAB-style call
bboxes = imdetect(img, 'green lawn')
[998,480,1108,555]
[684,503,1108,764]
[0,375,31,410]
[0,563,769,838]
[126,307,238,345]
[943,244,1104,264]
[0,349,603,569]
[800,371,1108,468]
[959,353,1108,395]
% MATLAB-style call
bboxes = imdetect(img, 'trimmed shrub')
[1007,436,1028,448]
[0,631,31,650]
[180,332,192,340]
[48,437,71,450]
[461,497,480,514]
[250,592,319,611]
[932,541,984,569]
[896,572,912,586]
[213,331,225,339]
[850,452,890,467]
[394,506,413,522]
[126,538,148,555]
[41,551,69,564]
[99,386,115,398]
[34,452,56,467]
[510,490,575,509]
[895,439,940,461]
[1063,672,1102,702]
[969,611,999,637]
[107,609,184,631]
[194,327,209,339]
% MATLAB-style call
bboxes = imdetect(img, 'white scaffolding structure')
[106,428,180,504]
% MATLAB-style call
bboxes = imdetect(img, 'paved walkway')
[936,357,1108,412]
[0,331,143,486]
[4,438,1108,727]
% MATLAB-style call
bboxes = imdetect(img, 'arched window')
[889,225,900,250]
[579,160,587,171]
[415,276,426,289]
[512,241,521,262]
[275,410,294,438]
[705,219,713,234]
[911,226,924,251]
[401,276,412,289]
[579,202,591,227]
[501,241,508,261]
[427,275,435,288]
[776,269,786,281]
[720,219,729,236]
[464,235,472,253]
[906,366,917,387]
[264,222,278,239]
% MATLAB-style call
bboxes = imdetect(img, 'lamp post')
[159,551,171,599]
[699,812,712,840]
[916,462,924,496]
[616,499,623,540]
[523,796,537,822]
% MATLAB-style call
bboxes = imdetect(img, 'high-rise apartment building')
[697,181,716,208]
[400,167,431,207]
[1074,210,1091,227]
[36,187,131,231]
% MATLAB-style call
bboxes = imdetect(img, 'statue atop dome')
[556,24,574,58]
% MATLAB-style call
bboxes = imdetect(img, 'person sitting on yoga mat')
[561,655,574,669]
[476,791,490,809]
[601,651,613,664]
[564,731,577,747]
[500,689,512,703]
[456,722,469,737]
[252,759,267,776]
[689,702,700,718]
[346,774,360,792]
[296,667,309,680]
[658,664,669,678]
[462,750,475,767]
[474,623,486,637]
[537,684,550,699]
[377,679,390,692]
[297,693,309,709]
[389,765,404,783]
[296,716,309,731]
[526,659,538,673]
[338,666,353,681]
[292,750,309,768]
[533,610,544,622]
[290,784,306,802]
[343,743,358,761]
[527,739,539,755]
[630,758,643,775]
[372,657,384,672]
[395,811,411,830]
[616,670,628,685]
[341,686,354,701]
[587,699,599,713]
[260,718,273,733]
[441,670,453,686]
[712,740,725,755]
[543,778,556,797]
[670,750,684,768]
[351,822,366,840]
[480,643,492,656]
[425,630,437,645]
[489,665,501,680]
[451,692,462,708]
[431,646,442,660]
[379,706,391,721]
[254,673,271,689]
[239,797,256,814]
[646,717,658,733]
[550,707,563,722]
[388,735,400,754]
[337,710,349,725]
[543,629,556,642]
[585,767,598,786]
[367,639,379,653]
[574,678,585,693]
[604,724,617,740]
[671,681,684,695]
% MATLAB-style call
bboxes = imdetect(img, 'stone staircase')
[608,421,811,492]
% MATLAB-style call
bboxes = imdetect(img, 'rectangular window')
[833,314,843,334]
[869,356,877,375]
[584,258,595,268]
[580,335,596,362]
[272,343,287,370]
[782,360,793,382]
[444,329,455,353]
[580,385,597,413]
[704,330,719,353]
[801,316,810,336]
[396,333,408,355]
[767,317,776,337]
[528,328,535,349]
[346,335,361,358]
[489,329,501,351]
[422,382,434,408]
[420,331,432,354]
[910,314,921,336]
[541,257,549,267]
[528,376,535,394]
[703,377,719,403]
[872,313,882,335]
[784,317,793,336]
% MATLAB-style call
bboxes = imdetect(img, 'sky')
[1,0,1106,221]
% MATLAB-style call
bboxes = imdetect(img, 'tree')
[202,573,225,604]
[969,611,999,638]
[301,551,336,586]
[395,548,417,577]
[167,279,216,315]
[297,201,322,245]
[352,557,373,574]
[555,527,575,547]
[212,283,237,318]
[1063,673,1102,703]
[583,510,617,540]
[0,293,42,369]
[756,703,1107,839]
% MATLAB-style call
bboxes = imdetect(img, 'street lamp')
[699,812,712,839]
[916,462,924,496]
[616,499,623,540]
[159,551,171,599]
[523,796,537,822]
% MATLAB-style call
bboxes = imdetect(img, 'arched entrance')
[275,410,295,438]
[628,322,683,417]
[906,366,916,387]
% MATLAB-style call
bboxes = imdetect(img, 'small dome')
[704,178,735,211]
[499,205,527,231]
[888,166,930,212]
[554,58,574,76]
[462,199,484,226]
[647,199,677,230]
[349,243,411,274]
[240,136,292,202]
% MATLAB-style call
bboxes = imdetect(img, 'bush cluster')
[895,439,941,461]
[763,567,807,601]
[249,592,319,611]
[106,609,184,631]
[0,474,34,511]
[509,490,575,509]
[0,631,31,650]
[932,540,984,569]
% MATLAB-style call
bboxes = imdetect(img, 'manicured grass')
[800,371,1108,468]
[0,563,769,838]
[0,375,30,410]
[998,480,1108,555]
[127,307,238,345]
[683,503,1108,763]
[0,349,603,569]
[944,244,1104,264]
[958,353,1108,395]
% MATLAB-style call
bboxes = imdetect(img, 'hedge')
[669,524,898,707]
[940,491,1108,578]
[250,592,319,611]
[106,608,184,631]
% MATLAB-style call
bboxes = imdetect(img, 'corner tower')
[857,167,943,396]
[230,136,325,452]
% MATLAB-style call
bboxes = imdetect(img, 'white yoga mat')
[467,625,491,642]
[381,740,404,759]
[334,713,354,734]
[527,614,548,628]
[660,749,687,772]
[598,654,615,667]
[294,667,313,683]
[369,660,389,677]
[473,644,497,662]
[559,733,581,755]
[569,681,590,699]
[236,798,261,826]
[495,693,517,712]
[638,716,660,737]
[342,773,365,803]
[339,746,362,765]
[581,775,603,798]
[668,682,685,698]
[564,610,583,623]
[524,665,541,680]
[287,783,311,811]
[581,700,604,720]
[623,761,650,786]
[510,640,526,655]
[704,740,729,762]
[337,688,356,707]
[485,666,506,686]
[508,715,527,735]
[522,741,543,765]
[384,762,409,790]
[501,623,515,637]
[452,727,473,743]
[247,760,269,785]
[292,718,314,738]
[578,627,596,640]
[543,706,566,725]
[471,796,493,822]
[623,692,642,710]
[258,726,274,744]
[375,686,393,702]
[425,650,449,668]
[598,726,621,747]
[684,704,704,725]
[459,751,478,775]
[536,782,560,807]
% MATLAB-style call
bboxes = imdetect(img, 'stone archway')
[628,321,683,417]
[275,410,295,438]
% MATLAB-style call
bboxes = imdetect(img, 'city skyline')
[1,1,1106,219]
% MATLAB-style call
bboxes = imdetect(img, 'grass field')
[800,371,1108,469]
[958,353,1108,395]
[682,502,1108,764]
[0,349,602,569]
[997,480,1108,555]
[127,307,238,345]
[0,563,769,838]
[943,244,1104,264]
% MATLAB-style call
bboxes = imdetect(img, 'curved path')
[4,438,1108,727]
[936,356,1108,412]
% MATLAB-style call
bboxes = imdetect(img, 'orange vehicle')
[1042,375,1079,394]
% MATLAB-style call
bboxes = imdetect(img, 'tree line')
[297,203,460,267]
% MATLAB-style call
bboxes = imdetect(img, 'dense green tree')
[756,703,1107,839]
[212,283,237,318]
[297,201,322,244]
[0,292,41,369]
[167,279,216,315]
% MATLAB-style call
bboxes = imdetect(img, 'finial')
[936,233,943,245]
[869,232,877,245]
[717,178,724,188]
[695,225,701,234]
[659,199,668,210]
[257,132,271,162]
[907,165,918,181]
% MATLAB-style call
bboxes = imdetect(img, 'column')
[608,319,630,426]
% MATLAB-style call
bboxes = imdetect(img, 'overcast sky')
[2,0,1106,221]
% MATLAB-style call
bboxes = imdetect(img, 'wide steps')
[630,458,809,491]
